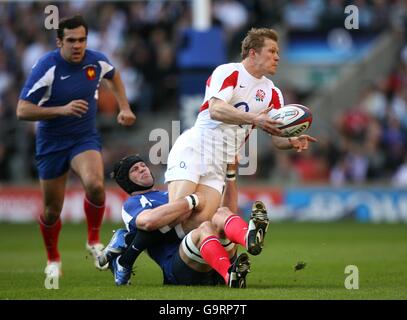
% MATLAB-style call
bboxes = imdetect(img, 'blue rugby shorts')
[35,133,102,180]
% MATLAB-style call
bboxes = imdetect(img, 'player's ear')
[56,37,62,48]
[249,48,257,58]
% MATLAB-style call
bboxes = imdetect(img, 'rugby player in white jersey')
[165,28,317,229]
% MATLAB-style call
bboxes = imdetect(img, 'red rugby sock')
[199,236,231,284]
[84,198,105,245]
[223,214,248,248]
[39,216,62,262]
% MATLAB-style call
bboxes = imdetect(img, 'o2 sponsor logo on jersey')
[255,89,266,102]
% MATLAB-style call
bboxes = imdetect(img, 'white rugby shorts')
[164,128,227,194]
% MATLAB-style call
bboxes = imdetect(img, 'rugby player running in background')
[16,15,136,281]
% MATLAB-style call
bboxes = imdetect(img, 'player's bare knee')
[84,182,105,204]
[196,221,217,246]
[212,207,232,230]
[217,206,232,216]
[43,205,62,223]
[198,221,214,233]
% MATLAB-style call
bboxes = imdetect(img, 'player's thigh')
[181,184,222,232]
[70,150,105,192]
[194,183,222,218]
[167,180,197,202]
[40,173,68,217]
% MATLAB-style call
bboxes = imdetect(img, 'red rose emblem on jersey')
[255,89,266,102]
[85,67,96,80]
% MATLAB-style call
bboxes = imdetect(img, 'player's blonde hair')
[241,28,279,59]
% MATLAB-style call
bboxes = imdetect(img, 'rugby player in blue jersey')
[98,155,269,288]
[16,15,136,280]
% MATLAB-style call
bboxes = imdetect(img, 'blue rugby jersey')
[19,49,115,137]
[121,190,180,280]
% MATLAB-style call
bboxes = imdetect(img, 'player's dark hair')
[57,15,88,40]
[111,155,154,195]
[241,28,278,59]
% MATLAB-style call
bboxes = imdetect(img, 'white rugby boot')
[86,242,109,270]
[44,261,62,278]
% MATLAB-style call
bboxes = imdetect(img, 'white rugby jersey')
[193,62,284,160]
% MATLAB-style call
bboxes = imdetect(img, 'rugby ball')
[268,104,312,137]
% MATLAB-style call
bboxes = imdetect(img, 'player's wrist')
[247,113,257,125]
[226,169,236,181]
[185,194,199,210]
[288,137,298,149]
[58,105,69,117]
[118,104,131,112]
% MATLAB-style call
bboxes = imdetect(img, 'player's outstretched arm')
[16,99,89,121]
[105,71,136,126]
[272,134,318,152]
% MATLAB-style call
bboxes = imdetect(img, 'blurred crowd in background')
[1,0,407,187]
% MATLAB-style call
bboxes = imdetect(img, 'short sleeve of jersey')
[19,56,55,104]
[92,50,115,80]
[122,197,152,230]
[268,85,285,109]
[207,64,239,104]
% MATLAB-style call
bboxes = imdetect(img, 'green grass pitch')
[0,222,406,300]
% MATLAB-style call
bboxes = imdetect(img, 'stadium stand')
[0,0,407,188]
